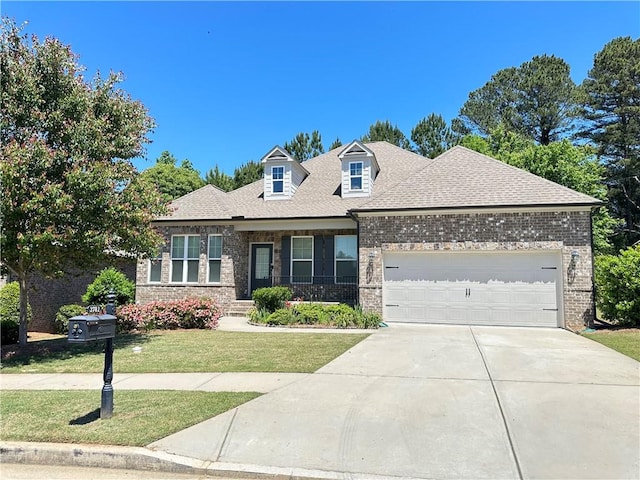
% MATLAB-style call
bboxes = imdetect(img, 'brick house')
[136,141,600,331]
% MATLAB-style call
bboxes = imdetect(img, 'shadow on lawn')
[0,333,154,369]
[69,408,101,425]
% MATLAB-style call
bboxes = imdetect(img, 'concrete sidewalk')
[0,371,307,393]
[217,315,374,334]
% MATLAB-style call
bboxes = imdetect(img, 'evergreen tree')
[361,120,411,149]
[577,36,640,247]
[283,130,324,161]
[457,55,578,145]
[330,137,343,150]
[233,160,263,188]
[205,165,234,192]
[411,114,456,158]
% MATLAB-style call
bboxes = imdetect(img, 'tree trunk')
[18,273,29,346]
[540,129,550,146]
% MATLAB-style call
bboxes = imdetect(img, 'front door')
[250,244,273,294]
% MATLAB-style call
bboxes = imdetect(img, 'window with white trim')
[171,235,200,283]
[349,162,363,190]
[272,166,284,193]
[208,235,222,283]
[335,235,357,284]
[291,236,313,283]
[148,251,162,283]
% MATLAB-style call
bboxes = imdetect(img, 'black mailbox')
[68,314,117,343]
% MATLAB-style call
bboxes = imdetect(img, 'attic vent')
[269,153,287,159]
[345,146,366,155]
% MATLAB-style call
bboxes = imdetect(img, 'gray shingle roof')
[156,143,600,222]
[355,146,601,212]
[156,184,232,221]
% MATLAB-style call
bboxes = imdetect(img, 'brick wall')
[19,259,136,333]
[135,225,247,313]
[357,210,594,331]
[135,226,357,313]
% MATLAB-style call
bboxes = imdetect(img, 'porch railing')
[270,276,358,305]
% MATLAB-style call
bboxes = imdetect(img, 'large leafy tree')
[139,151,205,201]
[361,120,411,149]
[461,131,619,254]
[411,113,456,158]
[283,130,324,162]
[458,55,578,145]
[0,19,166,344]
[577,36,640,248]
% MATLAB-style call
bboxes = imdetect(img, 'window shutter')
[314,235,323,284]
[281,236,291,282]
[324,235,334,282]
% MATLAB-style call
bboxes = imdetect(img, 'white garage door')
[383,251,561,327]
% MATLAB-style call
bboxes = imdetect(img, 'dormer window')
[349,162,363,190]
[338,141,379,198]
[261,146,309,201]
[272,166,284,193]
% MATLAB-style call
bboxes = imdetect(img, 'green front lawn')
[582,330,640,361]
[0,330,369,374]
[0,390,260,446]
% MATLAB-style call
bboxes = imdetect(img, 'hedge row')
[249,302,380,329]
[116,297,222,332]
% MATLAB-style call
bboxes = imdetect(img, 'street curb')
[0,442,209,475]
[0,442,404,480]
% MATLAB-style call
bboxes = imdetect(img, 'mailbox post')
[68,291,117,419]
[101,292,116,419]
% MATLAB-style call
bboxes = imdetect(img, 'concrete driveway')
[151,324,640,479]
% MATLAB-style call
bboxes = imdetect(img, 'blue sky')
[4,1,639,177]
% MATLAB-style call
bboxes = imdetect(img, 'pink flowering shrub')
[117,297,221,333]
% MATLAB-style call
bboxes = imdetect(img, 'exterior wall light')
[568,249,580,284]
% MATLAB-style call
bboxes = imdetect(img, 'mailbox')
[68,314,117,343]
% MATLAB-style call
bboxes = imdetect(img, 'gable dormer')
[338,140,379,198]
[261,146,309,201]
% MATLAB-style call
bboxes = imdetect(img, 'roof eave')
[350,201,603,215]
[152,213,353,224]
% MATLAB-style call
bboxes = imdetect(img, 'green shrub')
[252,286,292,313]
[326,304,357,327]
[357,311,383,329]
[595,246,640,326]
[82,267,135,307]
[265,308,299,326]
[0,282,31,344]
[292,303,331,325]
[247,307,271,324]
[0,281,31,324]
[54,304,86,335]
[1,319,19,345]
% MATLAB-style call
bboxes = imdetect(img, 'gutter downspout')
[588,206,598,330]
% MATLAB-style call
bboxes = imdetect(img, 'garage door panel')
[382,251,561,328]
